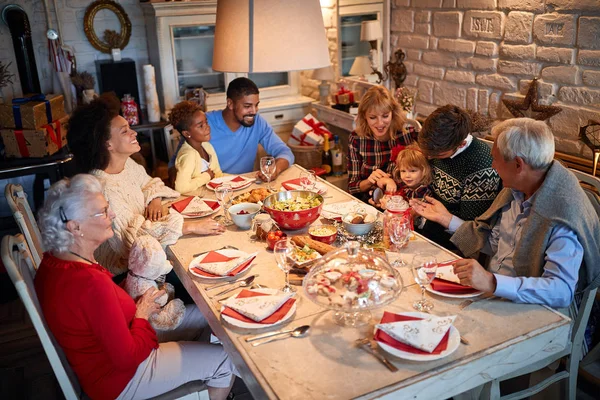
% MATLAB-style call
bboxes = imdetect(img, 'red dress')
[34,253,158,400]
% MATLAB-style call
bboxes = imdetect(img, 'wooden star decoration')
[502,78,562,121]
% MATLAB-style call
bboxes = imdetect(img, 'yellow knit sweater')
[174,141,223,194]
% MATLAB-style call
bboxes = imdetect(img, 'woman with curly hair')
[169,101,223,193]
[347,85,413,202]
[67,94,225,276]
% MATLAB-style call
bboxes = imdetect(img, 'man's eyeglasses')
[59,206,110,223]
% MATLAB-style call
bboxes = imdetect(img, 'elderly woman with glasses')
[67,94,225,276]
[35,174,237,400]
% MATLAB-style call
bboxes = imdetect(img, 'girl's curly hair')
[67,93,120,173]
[169,101,204,133]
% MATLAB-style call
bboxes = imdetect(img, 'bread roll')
[291,235,336,255]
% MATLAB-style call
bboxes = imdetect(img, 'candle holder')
[579,120,600,177]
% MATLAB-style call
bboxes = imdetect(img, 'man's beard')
[238,114,256,127]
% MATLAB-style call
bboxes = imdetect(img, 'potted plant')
[0,61,16,104]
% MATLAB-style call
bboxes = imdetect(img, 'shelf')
[178,71,223,79]
[174,34,215,40]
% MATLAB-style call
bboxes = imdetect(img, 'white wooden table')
[167,165,571,400]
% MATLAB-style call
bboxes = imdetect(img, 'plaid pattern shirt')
[388,182,432,201]
[347,130,413,194]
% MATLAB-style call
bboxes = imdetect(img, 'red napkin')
[222,289,296,324]
[208,176,246,189]
[430,278,479,294]
[171,197,194,213]
[191,254,256,277]
[204,200,219,210]
[374,311,450,355]
[230,176,246,182]
[282,178,303,190]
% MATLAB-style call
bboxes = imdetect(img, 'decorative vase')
[82,89,97,104]
[111,48,122,62]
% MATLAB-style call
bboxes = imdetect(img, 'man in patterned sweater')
[417,105,502,250]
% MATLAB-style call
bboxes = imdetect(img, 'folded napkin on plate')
[208,176,248,189]
[430,278,479,294]
[222,290,296,323]
[191,252,257,276]
[435,264,461,284]
[321,201,358,221]
[375,311,455,354]
[282,178,304,191]
[172,197,219,215]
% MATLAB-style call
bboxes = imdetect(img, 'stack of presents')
[288,113,332,148]
[0,94,68,158]
[332,85,359,113]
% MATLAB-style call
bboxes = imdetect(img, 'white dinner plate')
[426,284,483,299]
[220,288,297,329]
[207,176,254,191]
[188,249,254,280]
[180,198,221,219]
[321,201,378,221]
[375,311,461,361]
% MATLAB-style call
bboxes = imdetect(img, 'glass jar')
[251,213,278,240]
[383,196,411,249]
[121,94,139,126]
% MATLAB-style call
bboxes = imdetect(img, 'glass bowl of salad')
[262,190,324,230]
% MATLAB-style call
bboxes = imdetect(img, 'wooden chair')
[1,234,84,399]
[5,184,44,267]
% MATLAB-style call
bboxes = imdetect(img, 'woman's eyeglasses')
[59,206,110,223]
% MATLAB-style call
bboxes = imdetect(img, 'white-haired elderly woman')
[410,117,600,308]
[34,174,237,400]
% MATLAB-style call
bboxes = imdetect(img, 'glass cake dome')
[302,241,403,327]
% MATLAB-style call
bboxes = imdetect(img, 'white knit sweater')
[92,158,183,275]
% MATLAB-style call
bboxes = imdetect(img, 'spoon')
[245,324,310,342]
[251,325,310,347]
[213,275,256,297]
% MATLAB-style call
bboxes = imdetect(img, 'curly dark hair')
[418,104,472,155]
[169,101,204,133]
[67,93,120,173]
[226,77,259,101]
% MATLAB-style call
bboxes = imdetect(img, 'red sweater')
[34,254,158,400]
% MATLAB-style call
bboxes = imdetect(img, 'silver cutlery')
[205,274,259,291]
[245,325,310,342]
[251,325,310,347]
[193,245,239,258]
[355,338,398,372]
[213,275,256,297]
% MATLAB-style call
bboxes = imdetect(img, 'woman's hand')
[145,198,163,222]
[135,288,166,320]
[367,169,389,185]
[185,219,226,236]
[409,195,453,228]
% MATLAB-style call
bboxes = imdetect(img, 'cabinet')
[142,1,312,135]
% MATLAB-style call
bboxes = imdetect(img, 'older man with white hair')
[411,118,600,308]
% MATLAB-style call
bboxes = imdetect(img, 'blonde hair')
[394,145,432,186]
[355,86,406,139]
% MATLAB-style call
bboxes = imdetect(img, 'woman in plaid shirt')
[347,86,413,202]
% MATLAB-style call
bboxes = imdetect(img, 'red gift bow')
[390,145,406,163]
[302,117,332,139]
[290,132,312,146]
[336,87,354,103]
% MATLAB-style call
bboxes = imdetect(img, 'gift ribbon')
[301,117,332,139]
[13,130,29,157]
[290,132,312,146]
[44,121,63,149]
[12,94,53,130]
[335,87,354,104]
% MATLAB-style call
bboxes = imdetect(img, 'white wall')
[0,0,149,106]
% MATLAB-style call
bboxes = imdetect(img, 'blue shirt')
[448,189,583,308]
[205,110,294,174]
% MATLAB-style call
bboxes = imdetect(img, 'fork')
[193,245,239,258]
[355,338,398,372]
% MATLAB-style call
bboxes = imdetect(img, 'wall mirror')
[83,0,132,53]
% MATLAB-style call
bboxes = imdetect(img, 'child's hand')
[377,178,397,193]
[206,169,215,179]
[378,195,390,209]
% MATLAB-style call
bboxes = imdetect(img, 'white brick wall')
[392,0,600,158]
[0,0,149,105]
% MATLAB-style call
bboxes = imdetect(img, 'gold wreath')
[83,0,132,54]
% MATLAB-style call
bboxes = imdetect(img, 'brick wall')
[0,0,149,106]
[392,0,600,158]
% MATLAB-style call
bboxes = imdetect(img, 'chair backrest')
[1,234,83,400]
[163,124,182,161]
[5,184,44,267]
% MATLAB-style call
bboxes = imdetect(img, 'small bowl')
[342,212,377,236]
[228,203,261,230]
[308,224,338,244]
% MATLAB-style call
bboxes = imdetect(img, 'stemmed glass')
[273,238,295,293]
[389,215,412,268]
[411,254,438,311]
[300,170,317,192]
[215,183,233,226]
[260,156,277,191]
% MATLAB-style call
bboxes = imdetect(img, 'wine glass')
[389,216,412,268]
[260,156,277,191]
[273,238,295,293]
[411,254,438,311]
[215,184,233,226]
[300,170,317,192]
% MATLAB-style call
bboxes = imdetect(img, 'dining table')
[166,164,571,400]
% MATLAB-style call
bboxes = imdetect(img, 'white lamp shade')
[311,65,334,81]
[213,0,331,73]
[360,20,382,41]
[349,56,373,76]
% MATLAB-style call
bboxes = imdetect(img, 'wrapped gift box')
[0,94,66,130]
[1,115,69,158]
[334,88,359,105]
[288,114,331,146]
